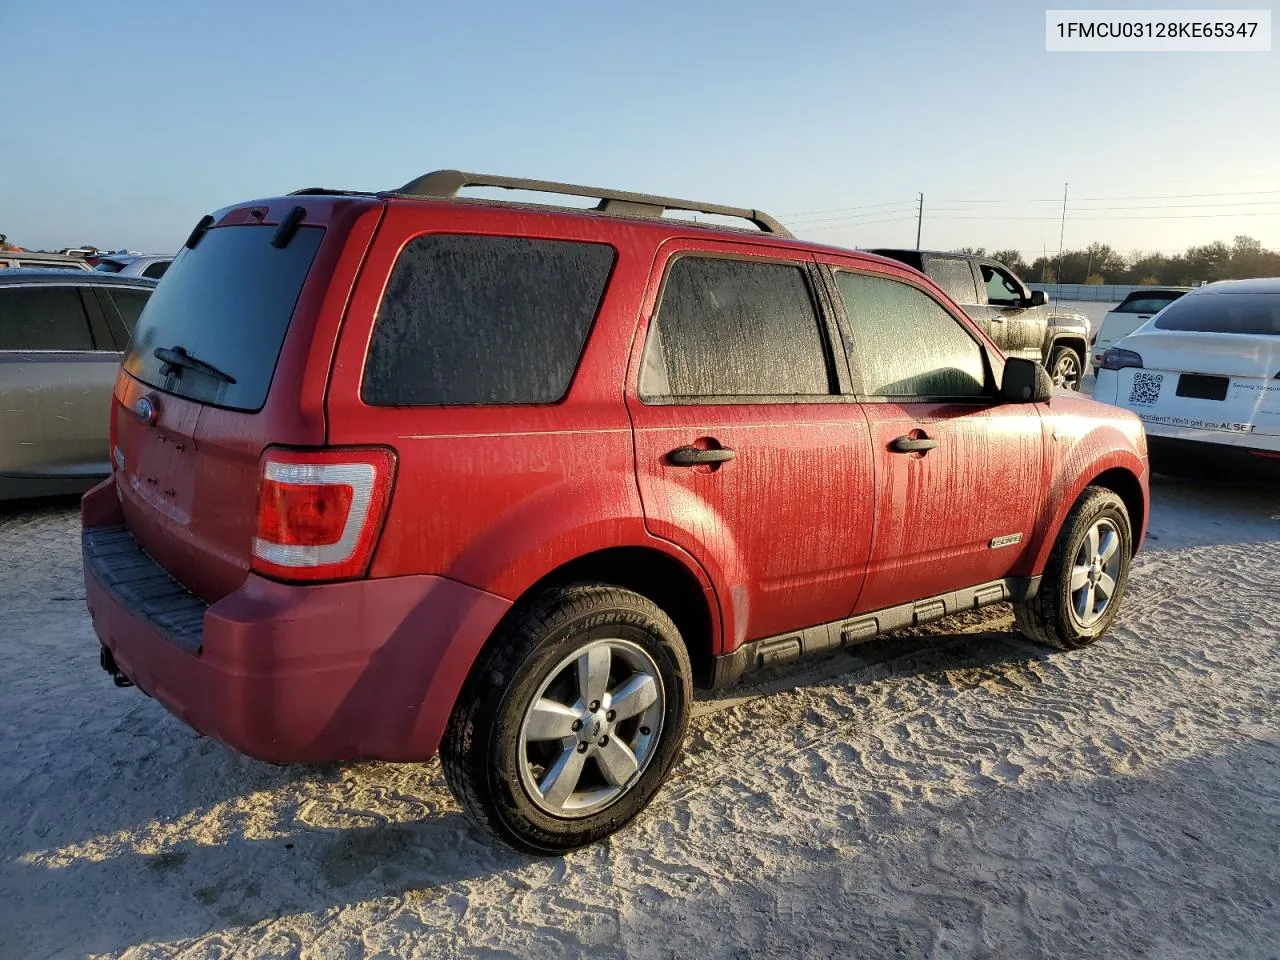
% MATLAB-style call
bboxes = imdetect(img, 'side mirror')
[1000,357,1053,403]
[1027,290,1049,307]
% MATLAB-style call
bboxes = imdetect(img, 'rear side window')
[0,287,94,350]
[1153,292,1280,336]
[836,271,986,397]
[107,288,149,333]
[640,256,831,399]
[363,235,615,405]
[123,225,324,411]
[926,258,978,304]
[142,261,169,279]
[1116,291,1183,314]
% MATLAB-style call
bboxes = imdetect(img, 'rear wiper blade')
[153,345,237,385]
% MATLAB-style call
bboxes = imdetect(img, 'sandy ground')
[1,474,1277,960]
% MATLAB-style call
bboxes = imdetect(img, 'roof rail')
[384,169,793,238]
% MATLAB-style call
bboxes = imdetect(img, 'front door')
[819,261,1045,613]
[627,241,876,651]
[978,260,1043,360]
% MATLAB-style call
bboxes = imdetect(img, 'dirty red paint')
[85,192,1149,764]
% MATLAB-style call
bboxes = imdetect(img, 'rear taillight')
[1101,348,1144,371]
[250,447,397,582]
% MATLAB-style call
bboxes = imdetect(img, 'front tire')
[441,585,692,854]
[1049,346,1084,390]
[1015,487,1133,650]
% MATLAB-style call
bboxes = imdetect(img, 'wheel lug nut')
[589,700,600,712]
[571,719,582,732]
[577,742,588,754]
[606,709,616,722]
[598,735,609,747]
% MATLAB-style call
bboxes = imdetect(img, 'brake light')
[250,447,397,582]
[1101,348,1144,371]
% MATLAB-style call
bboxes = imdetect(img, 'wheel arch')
[1086,466,1147,555]
[482,545,720,690]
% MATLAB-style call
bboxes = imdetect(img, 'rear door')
[0,283,117,479]
[627,240,876,649]
[817,258,1045,613]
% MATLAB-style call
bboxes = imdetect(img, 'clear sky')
[2,0,1277,259]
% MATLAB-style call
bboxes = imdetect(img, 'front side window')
[835,271,987,398]
[363,234,615,405]
[927,258,979,305]
[0,287,94,351]
[981,264,1024,307]
[640,256,831,399]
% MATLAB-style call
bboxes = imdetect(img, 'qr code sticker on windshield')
[1129,372,1163,406]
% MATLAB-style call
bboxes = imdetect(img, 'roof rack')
[381,169,793,238]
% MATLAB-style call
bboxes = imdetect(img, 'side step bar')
[710,576,1040,689]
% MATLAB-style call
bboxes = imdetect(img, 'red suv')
[82,170,1149,852]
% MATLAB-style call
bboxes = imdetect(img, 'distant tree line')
[955,236,1280,286]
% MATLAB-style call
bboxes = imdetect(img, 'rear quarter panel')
[328,202,715,604]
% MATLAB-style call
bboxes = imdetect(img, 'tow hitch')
[99,646,134,688]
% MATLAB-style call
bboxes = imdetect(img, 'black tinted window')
[1116,291,1183,314]
[107,288,149,333]
[142,261,169,279]
[836,271,986,397]
[1153,292,1280,336]
[927,258,978,304]
[641,257,830,399]
[123,225,323,412]
[0,287,94,350]
[364,235,615,406]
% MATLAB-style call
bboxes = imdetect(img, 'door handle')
[990,315,1007,322]
[890,435,937,454]
[669,445,736,467]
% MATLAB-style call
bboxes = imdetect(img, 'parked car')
[869,250,1092,389]
[1091,287,1190,367]
[94,254,174,281]
[0,250,93,272]
[1095,278,1279,473]
[82,170,1149,853]
[0,271,154,500]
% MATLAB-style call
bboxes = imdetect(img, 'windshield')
[121,224,324,411]
[1116,291,1184,314]
[1152,291,1280,336]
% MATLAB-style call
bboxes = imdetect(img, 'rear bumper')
[1146,435,1280,477]
[81,479,511,764]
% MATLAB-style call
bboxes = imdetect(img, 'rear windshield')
[1153,292,1280,336]
[122,225,323,411]
[1115,291,1184,314]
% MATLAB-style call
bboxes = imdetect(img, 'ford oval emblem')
[135,395,159,425]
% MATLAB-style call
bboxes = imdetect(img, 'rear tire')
[441,584,692,854]
[1015,487,1132,650]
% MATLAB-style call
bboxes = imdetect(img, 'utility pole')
[915,193,923,249]
[1056,182,1068,285]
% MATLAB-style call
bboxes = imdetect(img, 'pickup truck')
[870,249,1092,390]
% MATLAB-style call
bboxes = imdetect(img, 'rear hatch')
[1114,291,1280,438]
[112,198,380,602]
